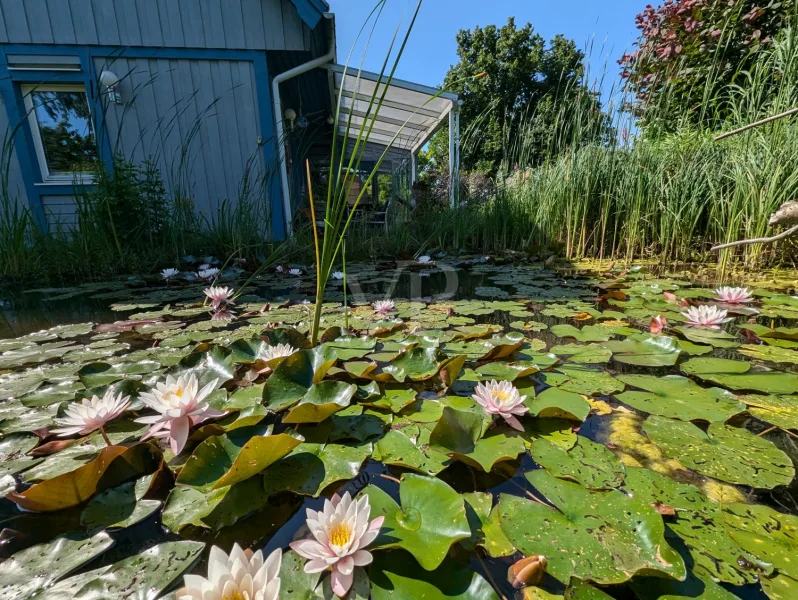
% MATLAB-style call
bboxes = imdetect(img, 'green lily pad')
[530,436,625,490]
[741,394,798,430]
[602,334,682,367]
[18,380,84,408]
[674,326,739,348]
[77,360,160,388]
[461,492,515,557]
[361,385,417,413]
[526,387,591,422]
[80,478,161,529]
[551,324,614,343]
[363,474,471,571]
[428,407,524,472]
[381,347,445,382]
[642,415,795,488]
[475,361,539,381]
[71,541,204,599]
[741,324,798,341]
[283,381,356,424]
[262,441,372,497]
[681,357,798,395]
[369,550,499,600]
[723,503,798,580]
[738,344,798,365]
[551,344,612,364]
[263,347,337,411]
[177,429,301,491]
[761,573,798,600]
[549,365,624,396]
[373,428,452,476]
[498,470,686,584]
[616,375,745,422]
[0,532,114,599]
[629,572,739,600]
[324,336,378,360]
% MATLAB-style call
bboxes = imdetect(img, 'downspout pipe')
[273,12,336,239]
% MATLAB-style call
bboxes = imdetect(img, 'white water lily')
[258,343,297,362]
[161,268,179,280]
[178,544,281,600]
[332,271,344,280]
[204,286,234,310]
[290,492,385,597]
[136,374,224,455]
[52,390,131,444]
[681,305,734,329]
[289,268,303,276]
[199,263,210,271]
[276,265,285,273]
[714,286,755,304]
[417,255,432,264]
[372,300,395,315]
[198,267,220,281]
[472,380,529,432]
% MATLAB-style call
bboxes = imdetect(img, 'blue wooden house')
[0,1,459,240]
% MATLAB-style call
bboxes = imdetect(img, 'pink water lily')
[290,492,384,597]
[135,374,224,455]
[650,315,668,334]
[472,380,529,431]
[204,286,235,310]
[714,286,754,304]
[178,544,281,600]
[372,300,395,315]
[52,390,131,445]
[681,305,734,329]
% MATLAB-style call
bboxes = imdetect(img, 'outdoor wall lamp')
[284,108,297,130]
[100,70,122,104]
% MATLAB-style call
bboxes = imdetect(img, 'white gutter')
[273,12,336,238]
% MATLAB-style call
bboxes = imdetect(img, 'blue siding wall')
[0,0,313,51]
[0,93,28,212]
[95,55,269,221]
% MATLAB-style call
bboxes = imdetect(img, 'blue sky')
[330,0,648,98]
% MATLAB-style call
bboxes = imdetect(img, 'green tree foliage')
[429,17,605,175]
[620,0,797,133]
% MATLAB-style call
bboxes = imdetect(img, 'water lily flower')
[372,300,395,315]
[204,286,235,310]
[290,492,384,598]
[650,315,668,334]
[289,268,302,276]
[714,286,754,304]
[681,305,734,329]
[198,263,210,271]
[332,271,344,280]
[508,555,547,589]
[663,292,677,302]
[52,390,131,446]
[178,544,281,600]
[161,268,179,280]
[276,265,285,273]
[417,255,432,264]
[472,380,528,432]
[258,343,297,362]
[136,374,224,455]
[198,267,220,281]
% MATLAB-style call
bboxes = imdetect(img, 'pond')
[0,257,795,600]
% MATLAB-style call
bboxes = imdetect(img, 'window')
[21,84,98,183]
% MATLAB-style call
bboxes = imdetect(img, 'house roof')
[289,0,329,29]
[325,64,458,153]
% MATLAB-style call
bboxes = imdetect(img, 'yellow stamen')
[222,591,246,600]
[329,522,352,547]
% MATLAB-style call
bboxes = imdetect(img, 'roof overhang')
[325,64,458,153]
[289,0,329,29]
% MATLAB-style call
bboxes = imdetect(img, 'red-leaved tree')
[620,0,796,132]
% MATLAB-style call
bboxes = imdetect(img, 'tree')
[620,0,797,132]
[429,18,604,175]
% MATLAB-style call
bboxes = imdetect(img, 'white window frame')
[21,83,97,185]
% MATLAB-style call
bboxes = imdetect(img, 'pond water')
[0,258,796,599]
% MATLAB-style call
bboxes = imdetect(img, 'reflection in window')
[23,86,98,181]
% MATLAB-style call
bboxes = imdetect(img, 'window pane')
[30,90,98,176]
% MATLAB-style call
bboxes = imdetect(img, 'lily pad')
[681,357,798,395]
[373,428,452,476]
[498,470,686,584]
[616,375,745,422]
[602,334,682,367]
[80,478,161,529]
[461,492,515,557]
[363,474,471,570]
[741,394,798,430]
[526,387,591,422]
[551,324,614,343]
[738,344,798,365]
[674,326,739,348]
[642,416,795,488]
[549,365,624,396]
[530,436,625,490]
[283,381,357,424]
[263,347,337,411]
[551,344,612,364]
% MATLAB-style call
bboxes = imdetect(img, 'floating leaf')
[723,503,798,580]
[741,394,798,430]
[363,474,471,571]
[77,360,160,388]
[461,492,515,557]
[616,375,745,422]
[602,334,682,367]
[373,428,451,476]
[738,344,798,365]
[498,470,686,584]
[370,550,499,600]
[0,532,114,599]
[551,324,613,343]
[475,361,539,381]
[283,381,356,424]
[629,572,739,600]
[674,326,739,348]
[550,344,612,364]
[526,387,590,422]
[681,357,798,395]
[80,478,161,529]
[549,365,624,396]
[643,416,794,488]
[530,437,625,490]
[162,478,269,531]
[263,347,337,411]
